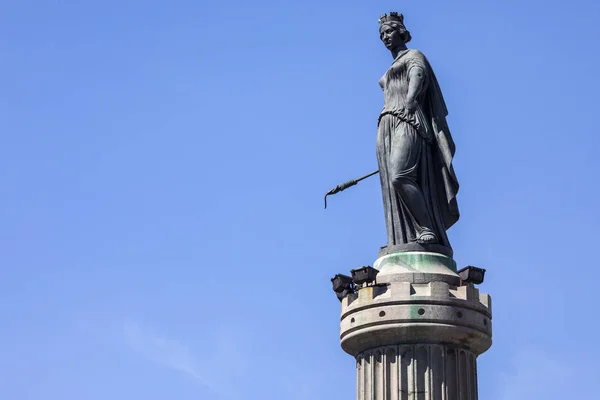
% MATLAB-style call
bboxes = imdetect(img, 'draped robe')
[376,49,459,248]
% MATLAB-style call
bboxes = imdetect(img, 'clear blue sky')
[1,0,599,399]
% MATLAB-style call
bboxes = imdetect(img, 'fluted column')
[356,345,478,400]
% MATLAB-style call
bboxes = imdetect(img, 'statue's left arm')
[405,52,429,112]
[406,67,425,107]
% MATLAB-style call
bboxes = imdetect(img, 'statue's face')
[379,23,404,50]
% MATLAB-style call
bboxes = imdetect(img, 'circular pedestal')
[340,279,492,357]
[375,251,461,286]
[338,251,493,399]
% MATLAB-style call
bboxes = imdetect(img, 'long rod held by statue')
[324,170,379,209]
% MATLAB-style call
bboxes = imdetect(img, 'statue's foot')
[416,231,438,244]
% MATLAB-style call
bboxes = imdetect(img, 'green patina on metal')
[374,251,457,273]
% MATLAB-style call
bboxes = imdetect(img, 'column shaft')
[356,345,478,400]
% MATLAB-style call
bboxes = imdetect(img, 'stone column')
[339,251,492,400]
[355,345,478,400]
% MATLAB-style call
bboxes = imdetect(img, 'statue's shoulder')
[404,49,432,71]
[406,48,427,61]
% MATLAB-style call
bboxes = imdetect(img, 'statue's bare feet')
[417,231,438,244]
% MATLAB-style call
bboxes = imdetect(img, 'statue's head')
[378,12,411,50]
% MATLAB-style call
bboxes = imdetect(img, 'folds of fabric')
[376,49,459,247]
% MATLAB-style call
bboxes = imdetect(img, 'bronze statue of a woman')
[377,12,459,249]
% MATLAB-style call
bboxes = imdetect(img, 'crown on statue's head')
[378,12,404,25]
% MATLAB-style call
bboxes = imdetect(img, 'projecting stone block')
[429,281,450,299]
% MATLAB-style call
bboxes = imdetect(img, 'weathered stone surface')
[340,277,492,357]
[374,251,460,286]
[339,257,492,400]
[356,345,478,400]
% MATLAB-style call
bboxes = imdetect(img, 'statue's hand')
[405,98,418,114]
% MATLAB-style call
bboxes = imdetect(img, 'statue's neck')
[391,45,408,59]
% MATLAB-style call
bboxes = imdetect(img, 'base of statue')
[338,249,492,400]
[375,250,460,286]
[378,243,454,258]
